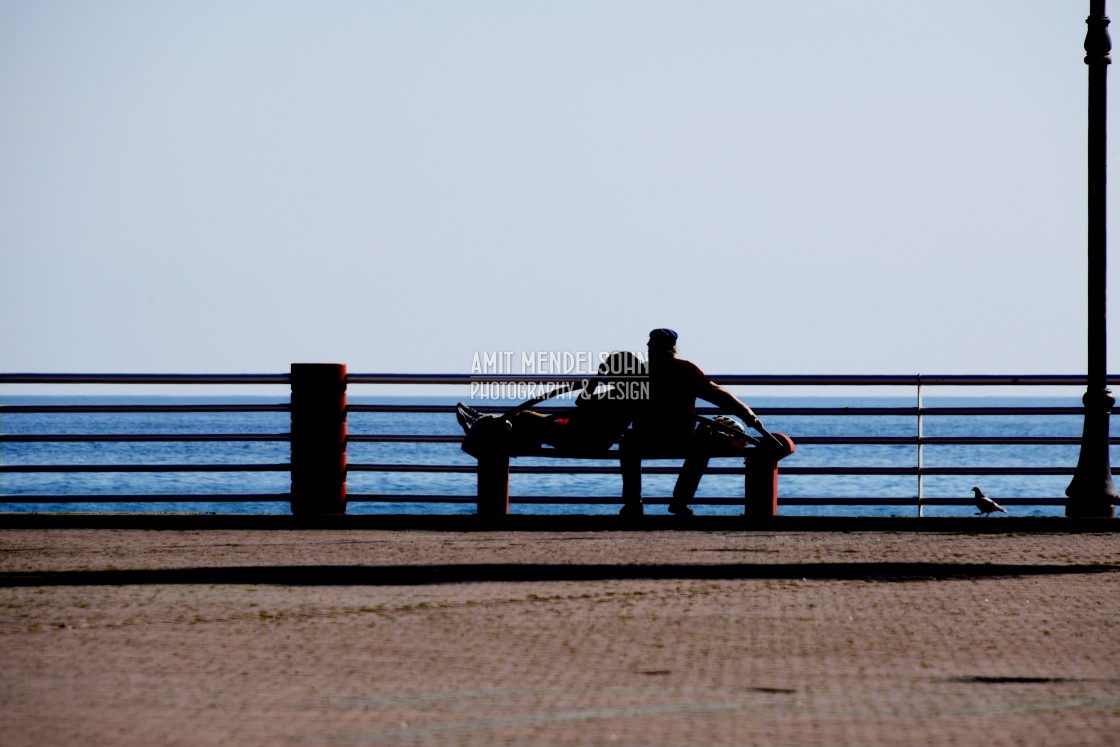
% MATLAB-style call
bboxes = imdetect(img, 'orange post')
[744,433,795,517]
[290,363,347,515]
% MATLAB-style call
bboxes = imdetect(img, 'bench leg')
[477,452,511,518]
[744,455,779,517]
[620,438,643,506]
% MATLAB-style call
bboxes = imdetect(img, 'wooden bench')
[473,432,796,518]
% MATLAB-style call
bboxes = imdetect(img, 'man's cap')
[648,328,678,347]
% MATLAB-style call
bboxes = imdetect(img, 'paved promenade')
[1,521,1119,746]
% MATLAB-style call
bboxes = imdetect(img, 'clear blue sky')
[1,1,1113,382]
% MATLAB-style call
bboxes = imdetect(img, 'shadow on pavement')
[2,562,1118,587]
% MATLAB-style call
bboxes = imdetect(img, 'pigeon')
[971,486,1008,517]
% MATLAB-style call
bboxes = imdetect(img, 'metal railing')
[0,374,292,505]
[0,370,1115,515]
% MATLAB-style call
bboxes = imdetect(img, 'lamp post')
[1067,0,1119,518]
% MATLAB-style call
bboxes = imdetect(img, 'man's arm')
[698,380,762,430]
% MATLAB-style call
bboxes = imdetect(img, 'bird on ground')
[971,487,1008,517]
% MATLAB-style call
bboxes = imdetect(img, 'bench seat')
[473,432,795,518]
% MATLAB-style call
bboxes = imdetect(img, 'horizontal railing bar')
[761,407,1095,416]
[346,464,633,474]
[347,464,477,473]
[715,374,1113,387]
[346,373,1119,387]
[0,494,290,502]
[345,435,1114,447]
[349,497,891,508]
[8,433,1062,446]
[345,494,480,503]
[747,407,1099,416]
[3,403,1105,420]
[796,436,1110,445]
[1,464,1086,477]
[562,466,1081,476]
[913,497,1068,506]
[349,374,496,385]
[346,435,462,443]
[344,403,1106,417]
[390,498,911,507]
[783,466,1075,476]
[779,497,1069,506]
[0,464,291,473]
[357,435,1113,447]
[0,373,291,385]
[548,496,1070,506]
[782,436,1120,445]
[0,404,290,414]
[0,494,1069,506]
[351,495,1068,507]
[4,372,1116,388]
[0,434,291,443]
[343,463,1078,476]
[349,404,532,414]
[919,407,1088,416]
[349,404,868,415]
[376,434,1118,446]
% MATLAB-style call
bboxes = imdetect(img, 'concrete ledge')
[1,512,1117,533]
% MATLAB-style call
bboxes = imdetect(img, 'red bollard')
[290,363,347,515]
[744,433,795,517]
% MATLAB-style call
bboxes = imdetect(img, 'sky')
[1,0,1115,391]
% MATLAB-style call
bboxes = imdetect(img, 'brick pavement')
[1,527,1118,746]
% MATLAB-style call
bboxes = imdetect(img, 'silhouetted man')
[620,328,766,517]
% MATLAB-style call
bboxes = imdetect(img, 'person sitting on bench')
[620,328,768,518]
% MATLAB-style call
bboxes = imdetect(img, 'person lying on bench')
[620,328,769,518]
[457,351,645,456]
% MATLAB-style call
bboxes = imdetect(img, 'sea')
[1,395,1117,518]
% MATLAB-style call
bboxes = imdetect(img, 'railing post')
[290,363,347,515]
[916,375,925,518]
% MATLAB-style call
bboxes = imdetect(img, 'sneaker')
[667,502,694,517]
[619,502,644,518]
[455,403,489,434]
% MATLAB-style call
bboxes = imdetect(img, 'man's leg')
[670,432,711,516]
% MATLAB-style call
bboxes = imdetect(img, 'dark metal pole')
[1067,0,1119,517]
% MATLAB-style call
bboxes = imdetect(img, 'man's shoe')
[455,403,489,433]
[667,502,694,517]
[619,502,644,518]
[457,404,514,457]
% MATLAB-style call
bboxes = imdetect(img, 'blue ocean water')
[1,395,1116,517]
